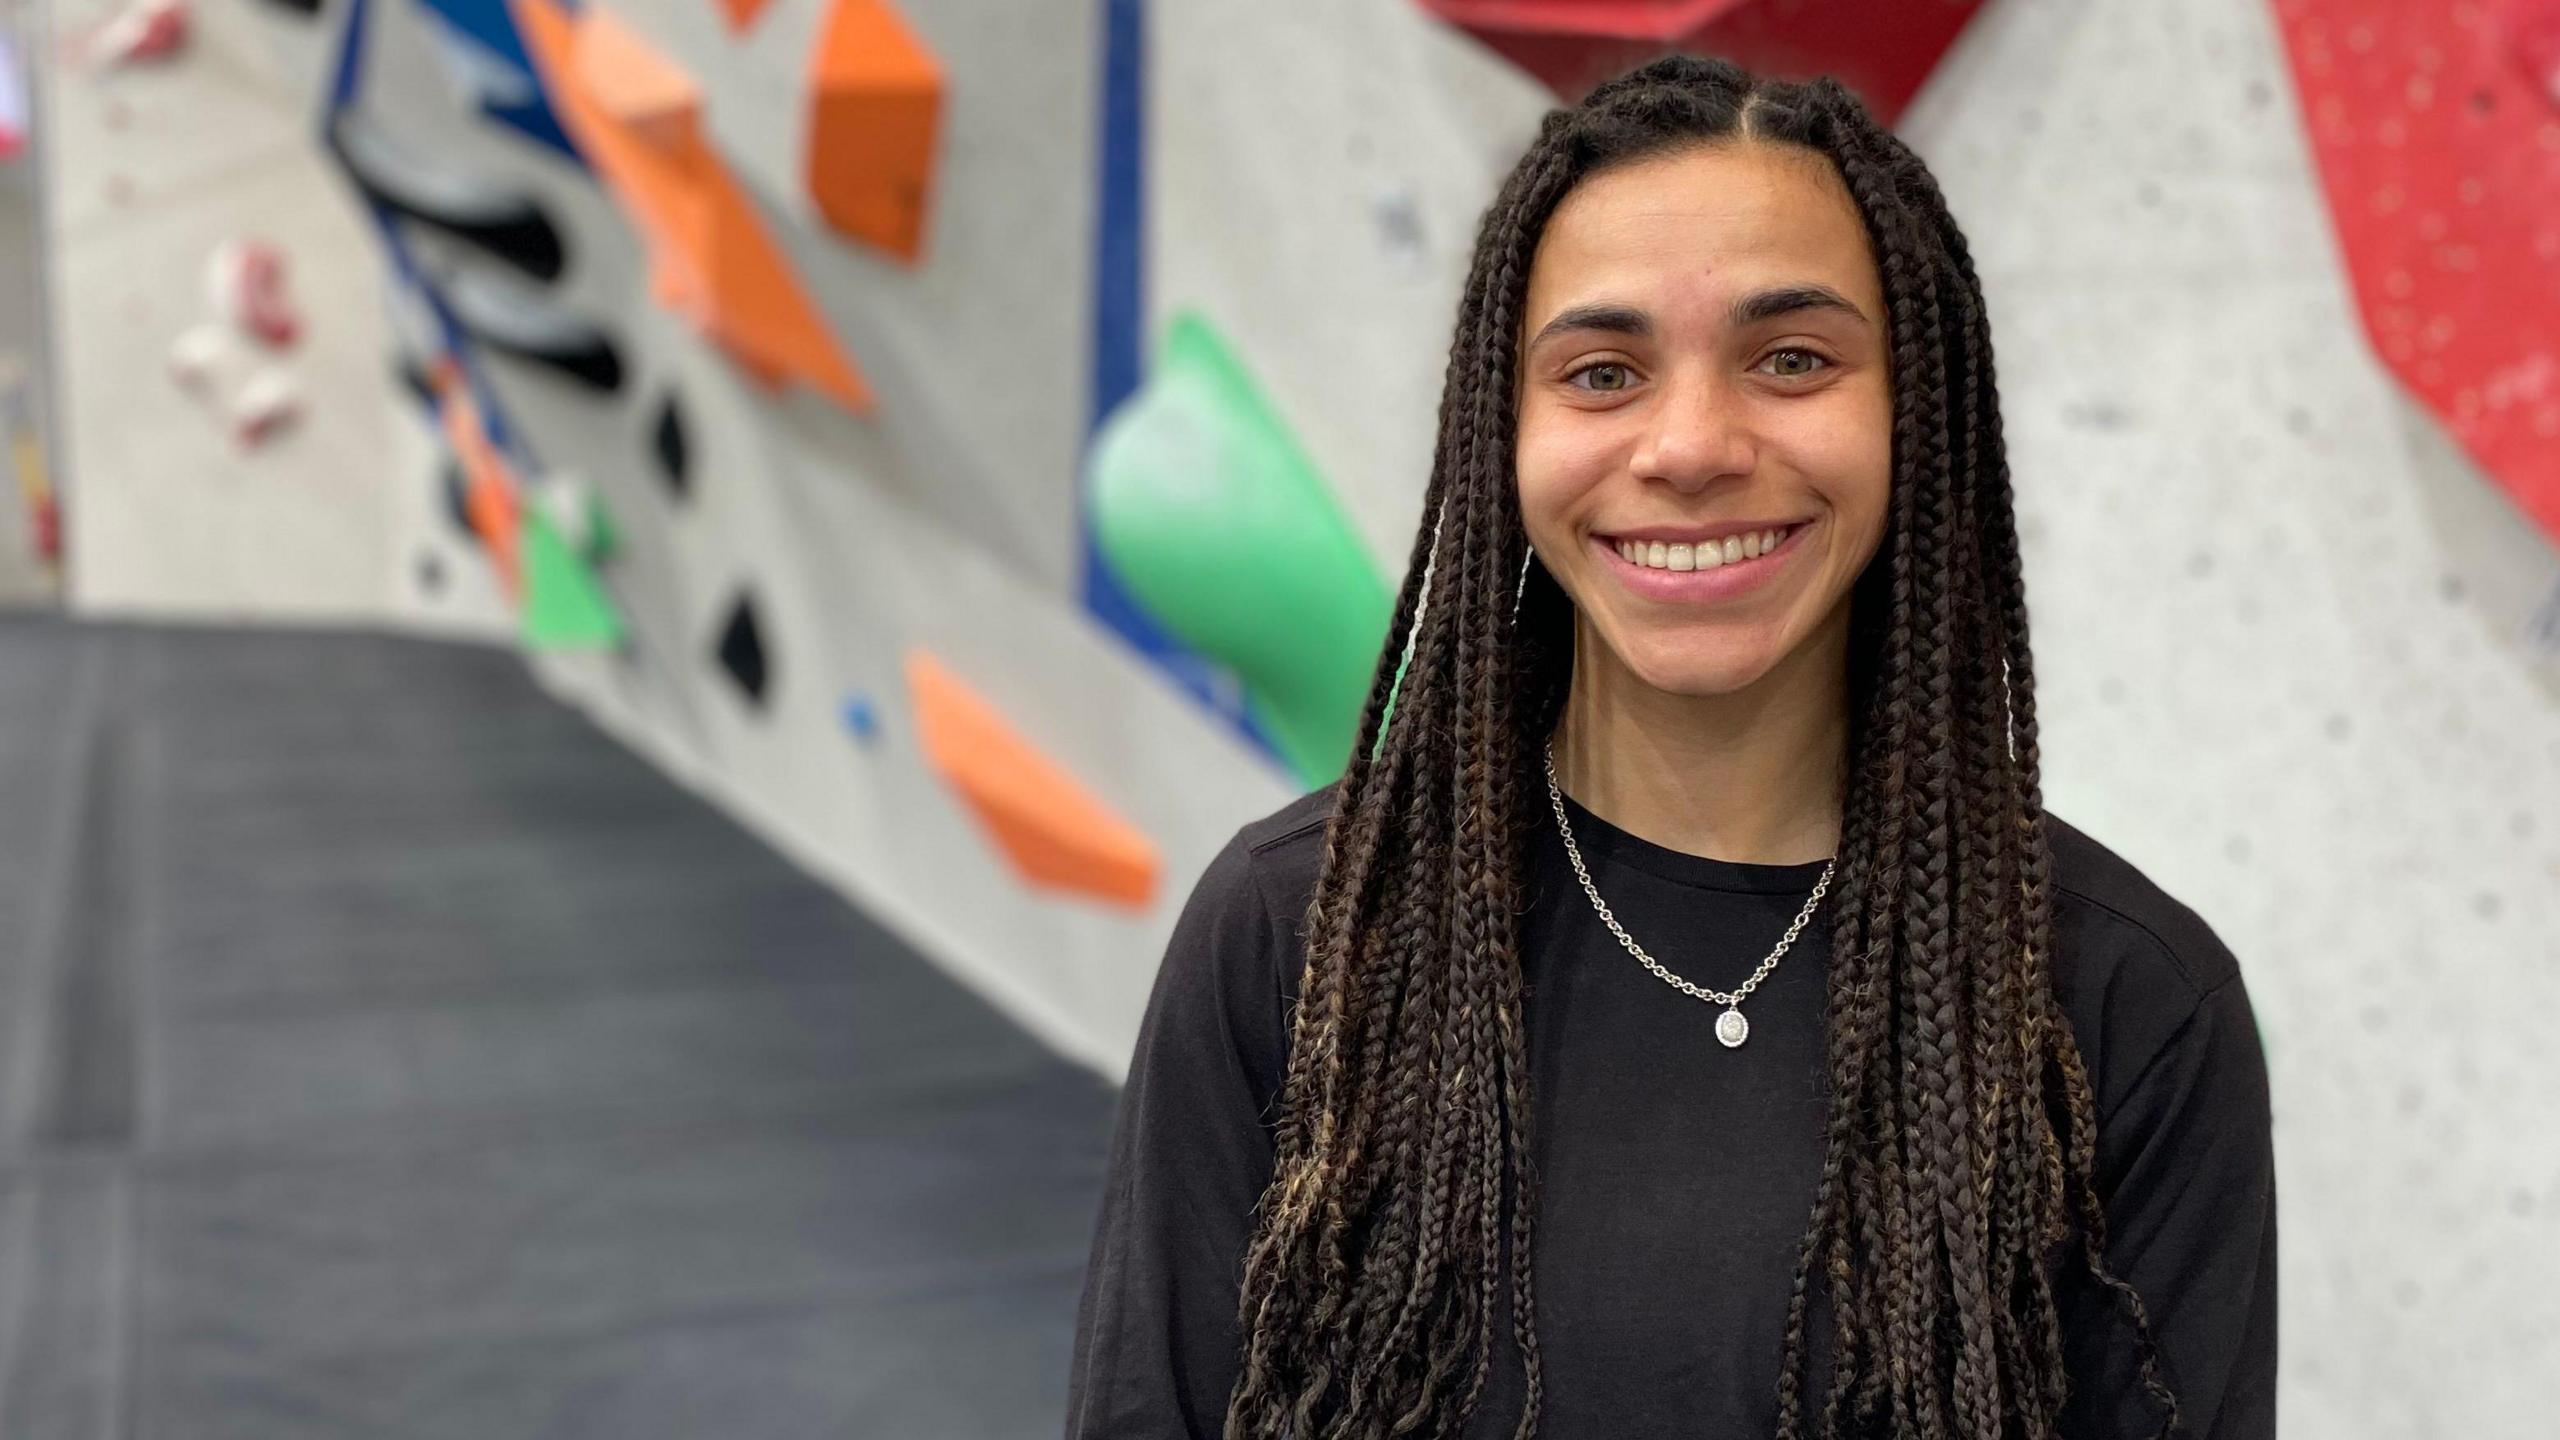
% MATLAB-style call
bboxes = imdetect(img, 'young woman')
[1066,55,2275,1440]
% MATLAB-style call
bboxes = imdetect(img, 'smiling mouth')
[1601,521,1810,572]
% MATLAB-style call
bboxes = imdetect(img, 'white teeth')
[1614,526,1792,571]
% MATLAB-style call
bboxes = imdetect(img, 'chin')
[1618,640,1784,698]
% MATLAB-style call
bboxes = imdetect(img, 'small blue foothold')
[841,695,878,743]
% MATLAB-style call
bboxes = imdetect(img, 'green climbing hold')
[582,490,619,566]
[520,507,625,650]
[1086,309,1391,787]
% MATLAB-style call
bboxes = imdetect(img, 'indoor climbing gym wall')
[39,0,446,620]
[25,1,2560,1434]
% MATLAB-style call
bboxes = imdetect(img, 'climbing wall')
[282,0,1559,1070]
[36,3,2560,1431]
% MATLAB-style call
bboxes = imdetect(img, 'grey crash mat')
[0,619,1116,1438]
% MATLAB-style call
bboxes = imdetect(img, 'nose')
[1628,369,1756,494]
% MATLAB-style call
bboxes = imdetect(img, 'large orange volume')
[907,648,1160,910]
[806,0,944,263]
[508,0,873,412]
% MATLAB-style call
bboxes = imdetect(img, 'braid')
[1845,114,2007,1436]
[1225,56,2180,1440]
[1227,115,1578,1438]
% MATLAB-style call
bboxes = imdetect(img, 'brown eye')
[1763,348,1832,380]
[1569,362,1632,393]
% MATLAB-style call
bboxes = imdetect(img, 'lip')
[1593,520,1814,603]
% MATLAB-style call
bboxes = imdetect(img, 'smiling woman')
[1068,54,2275,1440]
[1516,140,1893,854]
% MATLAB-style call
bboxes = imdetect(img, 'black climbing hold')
[444,267,624,394]
[326,110,567,282]
[653,393,690,502]
[442,459,476,542]
[715,594,768,706]
[394,351,437,413]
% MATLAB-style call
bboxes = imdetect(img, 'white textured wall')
[1916,2,2560,1433]
[40,0,430,623]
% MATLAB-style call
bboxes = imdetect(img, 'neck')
[1547,608,1850,868]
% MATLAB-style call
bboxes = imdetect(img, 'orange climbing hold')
[906,649,1160,910]
[715,0,774,34]
[574,11,700,153]
[507,0,873,413]
[429,358,524,595]
[805,0,943,262]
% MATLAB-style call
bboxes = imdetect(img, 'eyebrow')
[1525,284,1872,352]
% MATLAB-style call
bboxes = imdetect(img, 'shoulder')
[1236,778,1340,861]
[1139,782,1338,1101]
[1187,792,2258,1135]
[2041,808,2261,1122]
[2044,808,2242,1000]
[1181,779,1333,919]
[1224,779,1340,935]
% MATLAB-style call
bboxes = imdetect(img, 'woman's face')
[1515,141,1894,700]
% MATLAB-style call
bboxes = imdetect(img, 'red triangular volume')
[2272,0,2560,547]
[1416,0,1985,126]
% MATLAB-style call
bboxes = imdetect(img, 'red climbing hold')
[2272,0,2560,546]
[1414,0,1983,126]
[206,239,300,350]
[86,0,188,68]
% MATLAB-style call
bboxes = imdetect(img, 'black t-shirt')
[1066,780,2276,1438]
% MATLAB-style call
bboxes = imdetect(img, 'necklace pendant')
[1715,1007,1749,1049]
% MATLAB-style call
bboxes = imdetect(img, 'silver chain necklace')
[1540,739,1835,1049]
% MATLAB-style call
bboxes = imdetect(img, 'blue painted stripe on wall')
[1076,0,1285,771]
[329,0,537,471]
[414,0,583,162]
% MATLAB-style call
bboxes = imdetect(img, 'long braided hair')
[1226,55,2178,1440]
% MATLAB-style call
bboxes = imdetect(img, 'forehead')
[1523,143,1881,329]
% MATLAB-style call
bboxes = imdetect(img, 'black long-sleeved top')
[1066,780,2277,1438]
